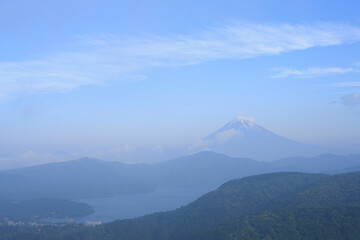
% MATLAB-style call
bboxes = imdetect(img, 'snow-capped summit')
[202,116,262,142]
[226,116,256,129]
[195,116,321,161]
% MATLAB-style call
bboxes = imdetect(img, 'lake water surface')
[70,185,218,223]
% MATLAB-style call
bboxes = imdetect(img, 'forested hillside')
[2,171,360,239]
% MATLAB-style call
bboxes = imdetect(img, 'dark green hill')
[96,172,327,240]
[200,172,360,240]
[2,171,360,239]
[201,206,360,240]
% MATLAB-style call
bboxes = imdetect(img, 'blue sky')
[1,0,360,168]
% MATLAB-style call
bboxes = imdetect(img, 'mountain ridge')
[1,151,360,200]
[196,116,323,161]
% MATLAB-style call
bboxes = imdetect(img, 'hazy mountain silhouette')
[273,153,360,173]
[192,116,323,160]
[151,151,274,187]
[1,151,360,200]
[0,157,154,199]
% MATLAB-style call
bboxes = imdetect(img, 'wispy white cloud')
[1,22,360,101]
[272,66,359,78]
[330,81,360,87]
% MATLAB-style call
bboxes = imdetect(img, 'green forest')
[1,171,360,239]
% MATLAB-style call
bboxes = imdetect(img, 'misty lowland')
[1,1,360,239]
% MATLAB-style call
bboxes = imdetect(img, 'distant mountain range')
[1,151,360,200]
[192,116,323,160]
[0,158,154,199]
[1,116,351,170]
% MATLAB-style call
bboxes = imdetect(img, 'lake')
[69,185,218,223]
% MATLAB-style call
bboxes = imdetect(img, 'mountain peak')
[202,116,259,142]
[228,116,256,129]
[196,116,321,161]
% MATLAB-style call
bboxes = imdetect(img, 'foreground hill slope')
[201,171,360,239]
[2,171,360,239]
[93,171,360,240]
[100,172,326,240]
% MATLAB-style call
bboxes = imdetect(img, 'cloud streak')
[1,22,360,101]
[331,81,360,87]
[272,66,359,78]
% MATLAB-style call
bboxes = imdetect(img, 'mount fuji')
[191,116,322,161]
